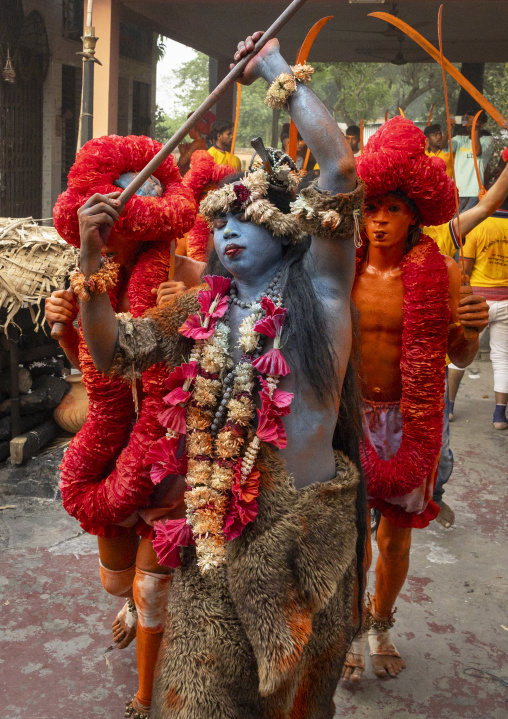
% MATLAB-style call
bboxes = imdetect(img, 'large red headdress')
[355,117,456,227]
[182,150,236,262]
[53,134,197,247]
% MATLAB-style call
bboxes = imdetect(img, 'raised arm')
[233,34,358,293]
[77,192,121,372]
[452,159,508,238]
[233,34,355,195]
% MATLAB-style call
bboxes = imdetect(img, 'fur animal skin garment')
[151,445,359,719]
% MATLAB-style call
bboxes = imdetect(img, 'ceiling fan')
[360,35,408,65]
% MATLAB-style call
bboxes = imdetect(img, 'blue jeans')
[433,370,454,503]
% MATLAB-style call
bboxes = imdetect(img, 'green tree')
[157,48,503,153]
[312,62,392,124]
[156,50,209,143]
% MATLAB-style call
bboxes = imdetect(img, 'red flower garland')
[53,134,197,247]
[60,243,175,536]
[357,234,449,518]
[56,134,198,537]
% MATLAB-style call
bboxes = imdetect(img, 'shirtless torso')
[344,191,488,685]
[352,194,471,404]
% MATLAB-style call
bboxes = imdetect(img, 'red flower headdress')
[58,135,197,537]
[355,117,456,227]
[53,134,197,247]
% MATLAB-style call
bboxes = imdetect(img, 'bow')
[288,15,333,161]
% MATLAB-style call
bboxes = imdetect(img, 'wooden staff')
[303,146,311,171]
[359,118,364,154]
[437,4,476,340]
[288,15,333,161]
[52,0,310,340]
[427,102,436,126]
[119,0,309,206]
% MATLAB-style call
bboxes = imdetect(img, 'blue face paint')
[213,212,286,282]
[114,172,163,197]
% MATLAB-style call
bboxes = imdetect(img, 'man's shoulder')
[207,146,224,159]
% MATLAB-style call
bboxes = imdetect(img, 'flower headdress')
[53,134,196,247]
[355,116,456,227]
[199,143,307,244]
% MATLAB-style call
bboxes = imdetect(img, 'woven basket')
[0,217,78,332]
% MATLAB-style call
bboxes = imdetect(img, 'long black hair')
[332,308,367,633]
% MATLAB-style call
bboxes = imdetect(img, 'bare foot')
[341,631,368,683]
[435,500,455,529]
[368,626,405,678]
[113,599,137,649]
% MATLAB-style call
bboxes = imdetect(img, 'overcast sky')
[156,38,200,115]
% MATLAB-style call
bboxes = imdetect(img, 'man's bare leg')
[98,533,139,649]
[125,538,173,719]
[369,517,411,678]
[342,519,372,683]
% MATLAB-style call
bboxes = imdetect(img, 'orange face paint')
[363,193,417,250]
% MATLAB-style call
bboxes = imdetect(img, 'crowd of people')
[44,30,506,719]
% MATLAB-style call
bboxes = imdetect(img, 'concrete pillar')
[456,63,485,115]
[150,34,158,139]
[215,57,235,122]
[92,0,120,136]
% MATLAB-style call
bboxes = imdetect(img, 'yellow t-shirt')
[423,221,460,367]
[208,146,242,172]
[425,148,454,178]
[422,221,460,258]
[462,213,508,287]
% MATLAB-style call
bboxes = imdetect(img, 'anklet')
[365,593,397,631]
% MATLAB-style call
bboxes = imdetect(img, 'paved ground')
[0,359,506,719]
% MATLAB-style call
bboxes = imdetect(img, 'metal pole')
[118,0,310,205]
